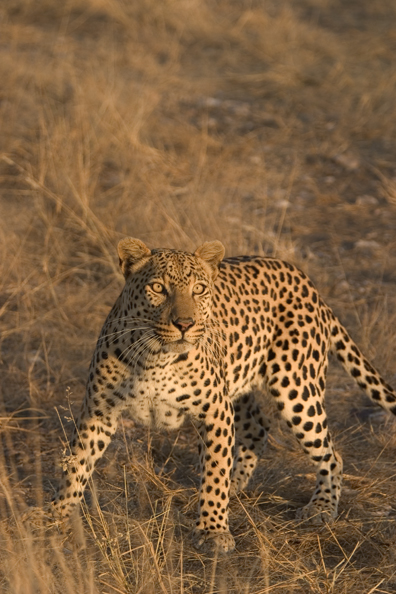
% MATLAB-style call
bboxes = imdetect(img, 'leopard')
[51,238,396,553]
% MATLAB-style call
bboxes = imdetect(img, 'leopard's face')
[117,239,225,355]
[128,253,215,354]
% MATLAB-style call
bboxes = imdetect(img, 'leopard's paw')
[192,528,235,553]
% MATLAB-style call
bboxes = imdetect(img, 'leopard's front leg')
[51,365,127,521]
[192,395,235,553]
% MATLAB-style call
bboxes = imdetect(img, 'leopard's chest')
[126,359,208,429]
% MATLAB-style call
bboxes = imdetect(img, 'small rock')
[274,199,290,209]
[334,152,360,171]
[355,195,379,206]
[355,239,380,250]
[324,175,336,184]
[337,280,350,292]
[201,97,221,108]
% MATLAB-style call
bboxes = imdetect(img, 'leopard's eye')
[150,282,166,294]
[193,283,207,296]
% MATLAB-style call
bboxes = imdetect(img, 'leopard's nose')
[172,317,195,333]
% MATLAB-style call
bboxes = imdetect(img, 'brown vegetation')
[1,0,396,591]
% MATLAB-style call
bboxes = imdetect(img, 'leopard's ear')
[194,241,225,279]
[118,238,151,278]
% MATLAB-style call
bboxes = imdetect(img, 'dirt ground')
[0,0,396,592]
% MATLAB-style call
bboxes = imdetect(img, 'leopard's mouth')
[162,338,196,354]
[154,324,205,354]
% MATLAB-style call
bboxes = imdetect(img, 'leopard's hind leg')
[266,355,343,524]
[231,392,270,494]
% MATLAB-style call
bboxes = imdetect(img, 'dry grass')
[1,0,396,591]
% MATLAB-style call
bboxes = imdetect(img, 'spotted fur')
[52,239,396,552]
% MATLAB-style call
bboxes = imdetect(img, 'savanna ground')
[1,0,396,592]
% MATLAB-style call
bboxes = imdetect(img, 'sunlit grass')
[0,0,396,591]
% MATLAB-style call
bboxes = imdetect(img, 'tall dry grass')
[1,0,396,592]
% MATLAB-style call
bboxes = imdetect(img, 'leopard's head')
[117,238,224,354]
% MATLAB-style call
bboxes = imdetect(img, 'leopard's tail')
[329,311,396,415]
